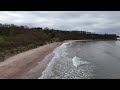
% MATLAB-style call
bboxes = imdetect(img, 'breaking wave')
[39,42,94,79]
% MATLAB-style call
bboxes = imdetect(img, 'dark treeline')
[0,23,119,61]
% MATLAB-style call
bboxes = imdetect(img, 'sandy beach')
[0,42,61,79]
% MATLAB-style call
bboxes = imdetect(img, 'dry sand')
[0,42,61,79]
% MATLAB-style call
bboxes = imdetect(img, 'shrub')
[52,37,60,42]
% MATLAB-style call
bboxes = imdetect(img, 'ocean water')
[39,40,120,79]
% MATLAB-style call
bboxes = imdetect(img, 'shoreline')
[21,52,55,79]
[0,40,118,61]
[0,42,62,79]
[0,40,119,79]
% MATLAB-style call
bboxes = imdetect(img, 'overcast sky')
[0,11,120,35]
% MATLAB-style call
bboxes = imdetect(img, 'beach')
[0,40,120,79]
[0,42,61,79]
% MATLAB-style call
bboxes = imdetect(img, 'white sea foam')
[39,42,94,79]
[72,56,90,67]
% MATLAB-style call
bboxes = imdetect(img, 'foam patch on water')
[39,42,94,79]
[72,56,90,67]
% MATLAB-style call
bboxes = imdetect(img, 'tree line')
[0,23,119,41]
[0,23,119,61]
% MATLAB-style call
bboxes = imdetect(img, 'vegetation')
[0,23,119,61]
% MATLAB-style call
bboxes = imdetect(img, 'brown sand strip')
[21,52,55,79]
[0,42,61,79]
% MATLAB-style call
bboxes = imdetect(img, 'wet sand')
[0,42,61,79]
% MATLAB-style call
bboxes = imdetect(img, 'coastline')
[0,40,118,79]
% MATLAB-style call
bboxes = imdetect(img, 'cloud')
[0,11,120,35]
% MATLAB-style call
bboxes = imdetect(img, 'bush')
[52,37,60,42]
[0,37,5,43]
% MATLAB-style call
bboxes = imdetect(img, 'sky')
[0,11,120,35]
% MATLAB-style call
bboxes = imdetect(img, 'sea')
[39,40,120,79]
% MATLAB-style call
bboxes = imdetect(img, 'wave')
[39,42,94,79]
[72,56,90,68]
